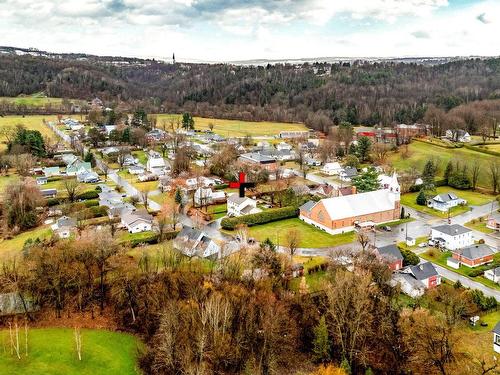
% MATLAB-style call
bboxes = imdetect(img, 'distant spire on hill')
[172,53,175,64]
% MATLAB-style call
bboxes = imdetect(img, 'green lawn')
[420,249,500,290]
[0,173,19,195]
[0,95,84,108]
[246,218,356,248]
[401,186,495,218]
[0,115,59,142]
[0,226,52,261]
[207,203,227,219]
[131,150,147,165]
[465,217,496,234]
[376,217,415,228]
[390,140,499,188]
[118,230,156,243]
[155,114,308,138]
[0,328,141,375]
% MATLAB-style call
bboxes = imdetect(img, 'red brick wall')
[452,253,494,267]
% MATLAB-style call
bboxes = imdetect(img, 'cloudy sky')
[1,0,499,61]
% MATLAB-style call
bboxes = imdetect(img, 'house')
[61,154,78,166]
[311,184,356,199]
[299,173,400,235]
[51,216,76,238]
[103,125,116,135]
[394,261,442,297]
[227,194,261,217]
[487,216,500,231]
[375,244,404,271]
[122,155,138,167]
[430,224,473,250]
[146,128,168,142]
[427,192,466,212]
[445,129,471,143]
[276,142,292,151]
[321,162,342,176]
[128,165,145,175]
[451,244,495,267]
[101,147,119,156]
[121,210,153,233]
[36,176,48,185]
[304,157,321,166]
[173,226,221,258]
[77,170,100,183]
[485,267,500,284]
[238,152,277,172]
[194,187,226,206]
[278,130,310,139]
[40,188,57,198]
[339,167,358,182]
[493,322,500,353]
[138,173,159,182]
[146,151,168,175]
[66,161,92,176]
[43,166,60,177]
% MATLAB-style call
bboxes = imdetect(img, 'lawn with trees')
[0,328,142,375]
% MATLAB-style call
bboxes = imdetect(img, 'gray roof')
[342,167,358,177]
[453,244,494,260]
[227,194,251,205]
[377,244,403,260]
[488,266,500,277]
[239,152,276,163]
[177,226,204,242]
[434,193,459,202]
[432,224,471,236]
[299,200,316,213]
[121,210,153,226]
[410,262,438,280]
[57,216,76,228]
[493,321,500,335]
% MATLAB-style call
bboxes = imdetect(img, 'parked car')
[381,226,392,232]
[418,242,428,248]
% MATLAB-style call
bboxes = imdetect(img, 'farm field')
[389,140,499,188]
[246,218,356,248]
[0,96,65,107]
[0,115,59,151]
[155,114,308,137]
[401,186,495,218]
[0,328,141,375]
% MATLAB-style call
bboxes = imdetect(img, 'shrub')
[401,249,419,266]
[84,205,108,219]
[221,206,298,230]
[468,269,483,277]
[46,198,60,207]
[84,199,99,207]
[448,173,471,190]
[214,183,229,190]
[76,190,99,200]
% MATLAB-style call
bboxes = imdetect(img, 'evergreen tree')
[182,113,195,130]
[352,167,379,192]
[416,190,427,206]
[356,136,372,162]
[121,127,131,143]
[422,160,437,191]
[312,316,331,363]
[348,142,357,155]
[400,206,406,219]
[174,188,183,208]
[443,161,453,184]
[84,152,96,167]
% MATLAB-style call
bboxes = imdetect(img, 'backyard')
[246,218,356,248]
[155,114,308,138]
[0,328,142,375]
[401,186,495,218]
[0,225,52,261]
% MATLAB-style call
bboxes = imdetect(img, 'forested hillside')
[1,51,500,131]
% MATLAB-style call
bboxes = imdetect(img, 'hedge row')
[77,190,99,200]
[84,199,99,207]
[214,183,229,190]
[464,144,500,157]
[221,206,298,230]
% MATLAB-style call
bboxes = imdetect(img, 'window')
[495,334,500,346]
[317,210,324,223]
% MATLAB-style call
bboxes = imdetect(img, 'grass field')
[465,217,496,234]
[0,96,65,107]
[401,186,495,218]
[0,328,141,375]
[246,218,356,248]
[155,114,308,137]
[390,140,499,188]
[0,226,52,261]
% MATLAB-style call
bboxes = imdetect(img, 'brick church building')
[299,173,400,235]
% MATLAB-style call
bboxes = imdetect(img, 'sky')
[0,0,499,62]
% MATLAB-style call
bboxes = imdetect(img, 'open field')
[0,226,52,261]
[0,328,141,375]
[155,114,308,137]
[0,96,67,108]
[390,140,499,188]
[420,249,500,290]
[246,218,356,248]
[401,186,495,218]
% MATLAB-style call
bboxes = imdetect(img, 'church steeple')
[388,171,400,200]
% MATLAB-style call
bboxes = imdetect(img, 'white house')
[395,262,441,297]
[445,129,471,143]
[485,267,500,284]
[227,194,261,217]
[146,151,168,175]
[36,176,48,185]
[276,142,292,151]
[173,226,220,258]
[493,322,500,353]
[194,187,226,206]
[321,162,342,176]
[121,210,153,233]
[51,216,76,239]
[77,170,100,183]
[427,192,466,212]
[430,224,474,250]
[43,166,60,177]
[339,167,358,182]
[128,165,145,175]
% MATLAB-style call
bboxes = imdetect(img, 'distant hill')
[1,46,500,131]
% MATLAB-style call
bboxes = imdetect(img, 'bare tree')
[64,178,80,203]
[140,189,150,210]
[100,162,110,181]
[286,228,301,261]
[470,161,481,191]
[357,231,371,252]
[489,161,499,194]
